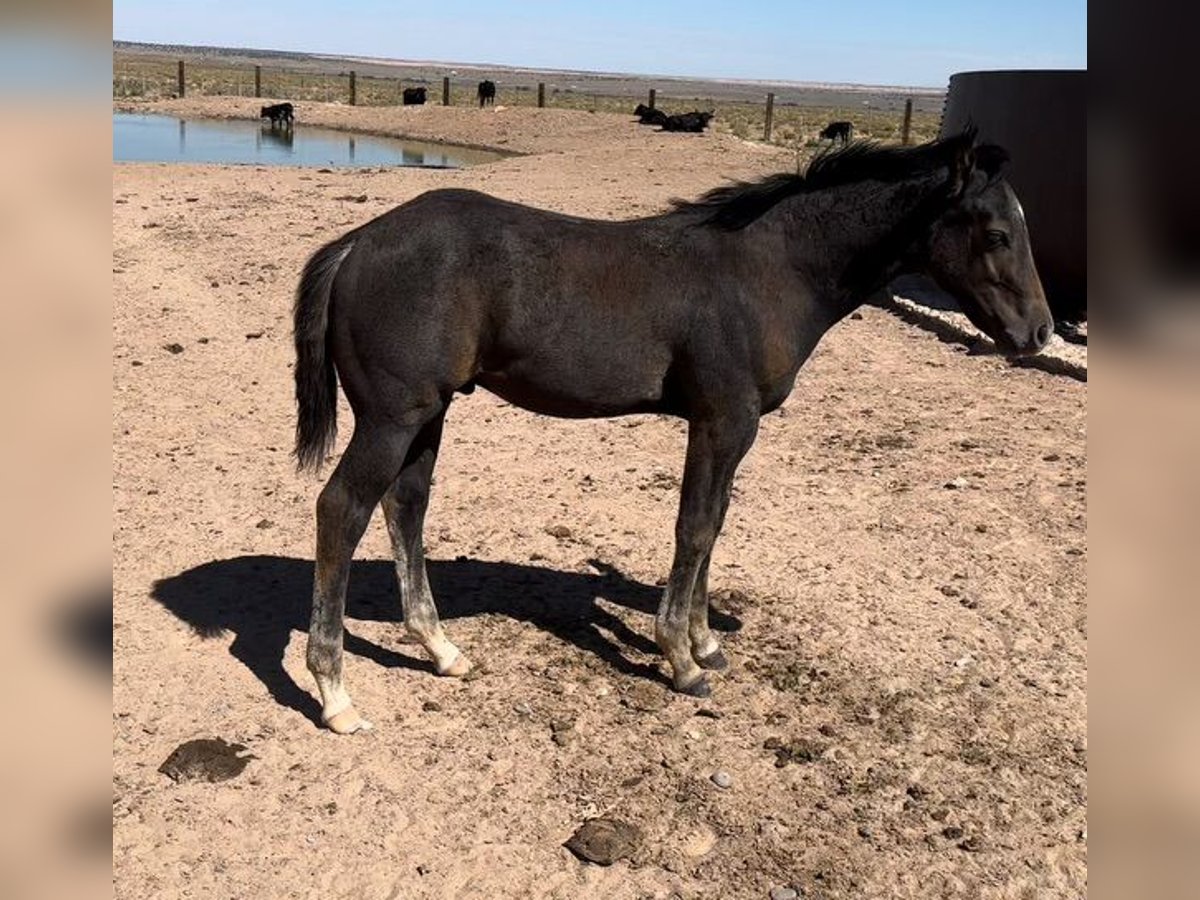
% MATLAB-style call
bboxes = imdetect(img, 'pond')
[112,113,509,168]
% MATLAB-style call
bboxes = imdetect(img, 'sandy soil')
[113,99,1086,899]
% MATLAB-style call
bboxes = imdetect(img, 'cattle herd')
[260,86,852,146]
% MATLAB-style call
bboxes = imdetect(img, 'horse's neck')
[779,172,947,317]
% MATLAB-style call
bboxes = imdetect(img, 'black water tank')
[939,69,1086,322]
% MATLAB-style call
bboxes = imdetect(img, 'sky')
[112,0,1087,89]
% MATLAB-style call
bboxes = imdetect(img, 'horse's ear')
[947,133,976,198]
[975,144,1009,179]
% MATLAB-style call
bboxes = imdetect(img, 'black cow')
[661,110,713,133]
[820,120,853,143]
[402,87,427,106]
[634,104,669,127]
[477,80,496,107]
[260,102,294,126]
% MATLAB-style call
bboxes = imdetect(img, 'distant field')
[113,45,944,150]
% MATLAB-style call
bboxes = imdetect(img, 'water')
[113,113,508,168]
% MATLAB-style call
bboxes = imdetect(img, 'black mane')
[675,130,981,231]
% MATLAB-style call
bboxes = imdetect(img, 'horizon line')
[112,38,949,94]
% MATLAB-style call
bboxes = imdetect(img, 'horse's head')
[925,136,1054,356]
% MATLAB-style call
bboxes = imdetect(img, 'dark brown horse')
[293,130,1051,733]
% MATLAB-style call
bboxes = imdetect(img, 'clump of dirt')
[763,736,827,767]
[564,817,643,865]
[158,738,255,784]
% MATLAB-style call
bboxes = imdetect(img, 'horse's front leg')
[656,409,758,695]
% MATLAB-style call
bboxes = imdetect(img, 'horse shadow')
[151,555,742,725]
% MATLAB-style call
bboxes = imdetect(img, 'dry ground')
[113,99,1086,899]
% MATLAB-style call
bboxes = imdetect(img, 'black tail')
[293,239,353,471]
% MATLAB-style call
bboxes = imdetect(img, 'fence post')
[442,76,450,106]
[901,97,913,145]
[764,92,775,142]
[537,82,545,108]
[648,88,656,109]
[254,65,262,98]
[349,70,357,105]
[177,60,185,98]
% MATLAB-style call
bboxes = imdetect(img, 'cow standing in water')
[260,102,294,127]
[477,80,496,107]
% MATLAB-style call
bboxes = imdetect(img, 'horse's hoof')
[695,648,729,671]
[677,676,712,698]
[323,706,373,735]
[437,653,472,678]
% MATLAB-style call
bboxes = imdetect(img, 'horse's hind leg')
[380,410,471,678]
[308,423,419,734]
[689,551,728,671]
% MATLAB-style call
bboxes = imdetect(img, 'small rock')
[942,825,964,840]
[856,706,880,725]
[944,476,969,490]
[857,824,872,839]
[163,343,185,354]
[849,311,863,321]
[1042,453,1061,462]
[939,584,961,598]
[695,708,721,719]
[564,817,642,866]
[710,770,733,789]
[421,700,441,712]
[255,519,274,529]
[958,835,984,852]
[545,524,572,539]
[513,701,533,717]
[550,718,575,746]
[770,888,799,900]
[245,331,265,340]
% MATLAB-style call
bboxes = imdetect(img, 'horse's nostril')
[1035,323,1051,347]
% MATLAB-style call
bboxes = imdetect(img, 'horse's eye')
[985,229,1010,249]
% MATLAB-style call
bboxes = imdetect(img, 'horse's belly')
[474,367,667,419]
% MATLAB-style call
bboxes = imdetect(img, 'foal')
[293,131,1051,732]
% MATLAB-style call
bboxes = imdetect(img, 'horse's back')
[327,189,696,417]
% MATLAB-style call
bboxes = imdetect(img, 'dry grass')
[113,52,941,153]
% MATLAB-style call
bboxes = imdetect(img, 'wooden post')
[254,65,262,98]
[901,97,913,145]
[537,82,545,108]
[177,60,185,98]
[349,70,357,106]
[648,88,656,109]
[442,76,450,106]
[764,92,775,142]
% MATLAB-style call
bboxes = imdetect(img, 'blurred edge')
[1092,3,1200,899]
[0,8,112,900]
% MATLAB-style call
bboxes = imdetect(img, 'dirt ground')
[113,99,1087,899]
